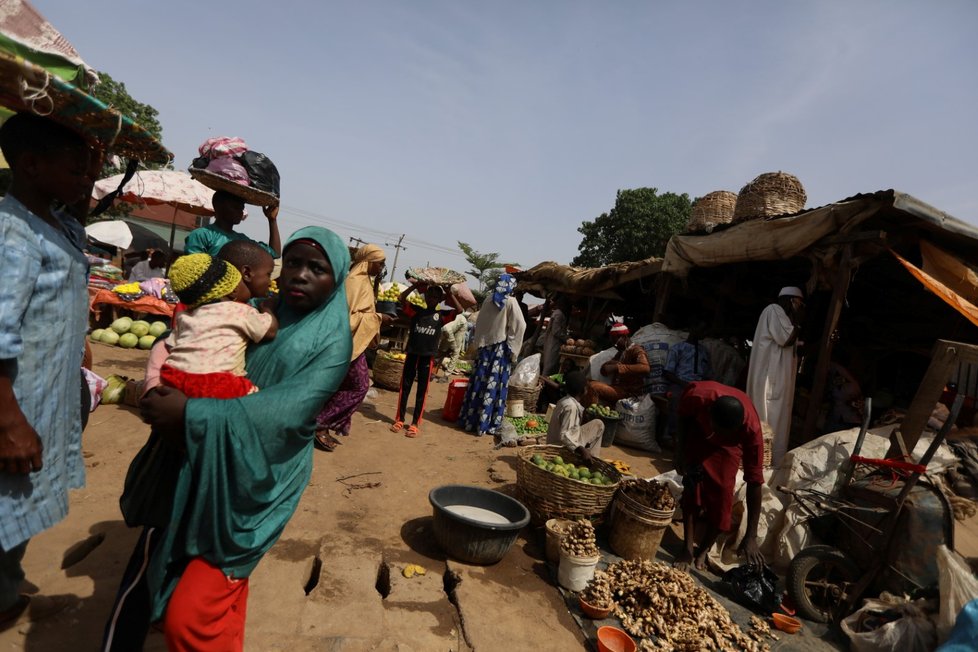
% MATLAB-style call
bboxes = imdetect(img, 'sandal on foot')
[314,430,340,452]
[390,420,404,433]
[405,425,420,438]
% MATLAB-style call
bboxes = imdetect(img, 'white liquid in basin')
[444,504,511,525]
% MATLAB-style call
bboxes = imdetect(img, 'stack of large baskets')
[609,480,677,561]
[507,378,543,414]
[372,353,404,390]
[686,190,737,234]
[516,445,622,525]
[733,171,806,224]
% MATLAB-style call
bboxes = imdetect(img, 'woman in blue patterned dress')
[458,274,527,436]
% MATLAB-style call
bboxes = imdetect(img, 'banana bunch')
[606,459,634,476]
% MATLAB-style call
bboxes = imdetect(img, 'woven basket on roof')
[687,190,737,233]
[732,171,806,223]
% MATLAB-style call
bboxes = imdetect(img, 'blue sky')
[34,0,978,277]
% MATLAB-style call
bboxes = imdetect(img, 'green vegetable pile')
[586,404,620,419]
[530,454,614,486]
[507,415,548,434]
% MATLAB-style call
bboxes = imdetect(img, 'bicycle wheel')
[787,545,861,623]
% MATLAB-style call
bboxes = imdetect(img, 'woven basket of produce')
[687,190,737,233]
[516,445,622,524]
[559,338,597,357]
[507,379,543,413]
[610,479,677,560]
[732,171,806,223]
[372,351,405,390]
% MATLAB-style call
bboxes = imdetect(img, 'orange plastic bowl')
[772,613,802,634]
[579,596,615,619]
[597,625,637,652]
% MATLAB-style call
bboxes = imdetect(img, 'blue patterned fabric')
[491,273,516,309]
[665,341,713,383]
[459,342,512,435]
[0,195,88,551]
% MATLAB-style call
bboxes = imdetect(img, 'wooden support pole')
[800,245,853,445]
[653,274,674,322]
[894,340,978,453]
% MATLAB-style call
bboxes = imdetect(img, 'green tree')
[457,241,517,304]
[90,71,164,147]
[572,188,691,267]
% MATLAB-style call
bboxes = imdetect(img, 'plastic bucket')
[608,495,674,561]
[506,399,525,418]
[597,626,637,652]
[544,518,575,563]
[558,550,600,591]
[442,378,469,422]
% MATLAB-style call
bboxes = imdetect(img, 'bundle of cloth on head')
[610,322,630,337]
[168,253,241,308]
[491,273,517,309]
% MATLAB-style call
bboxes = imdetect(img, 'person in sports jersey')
[390,283,459,437]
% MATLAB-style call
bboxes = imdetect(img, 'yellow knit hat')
[168,253,242,308]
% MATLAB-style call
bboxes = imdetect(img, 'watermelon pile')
[90,317,166,350]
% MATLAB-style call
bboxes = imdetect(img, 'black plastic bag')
[235,150,280,197]
[722,563,784,613]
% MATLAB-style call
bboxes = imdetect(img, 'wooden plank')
[897,340,978,451]
[653,274,674,322]
[800,245,853,444]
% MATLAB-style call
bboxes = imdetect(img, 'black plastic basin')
[429,484,530,565]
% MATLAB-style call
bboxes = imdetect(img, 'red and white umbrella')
[93,170,215,252]
[93,169,214,215]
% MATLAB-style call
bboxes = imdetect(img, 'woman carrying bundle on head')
[458,274,527,437]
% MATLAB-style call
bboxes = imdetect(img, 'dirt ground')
[2,343,977,651]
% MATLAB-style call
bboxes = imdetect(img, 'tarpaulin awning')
[661,190,978,278]
[515,257,663,299]
[891,245,978,329]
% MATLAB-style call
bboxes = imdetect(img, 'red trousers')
[160,365,257,399]
[164,557,249,651]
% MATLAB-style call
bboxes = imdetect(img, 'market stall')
[656,189,978,447]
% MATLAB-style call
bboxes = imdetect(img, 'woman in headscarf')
[314,243,389,451]
[458,273,527,436]
[117,227,352,651]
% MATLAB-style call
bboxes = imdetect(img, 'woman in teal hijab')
[125,227,352,650]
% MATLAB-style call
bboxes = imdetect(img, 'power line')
[278,203,468,261]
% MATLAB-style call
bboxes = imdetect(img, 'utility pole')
[387,234,406,280]
[349,236,368,248]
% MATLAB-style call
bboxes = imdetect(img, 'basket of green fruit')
[586,404,621,448]
[516,445,622,524]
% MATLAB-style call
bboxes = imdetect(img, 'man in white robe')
[746,286,804,466]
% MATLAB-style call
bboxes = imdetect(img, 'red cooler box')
[442,378,469,422]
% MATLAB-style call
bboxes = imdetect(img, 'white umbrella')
[85,220,132,249]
